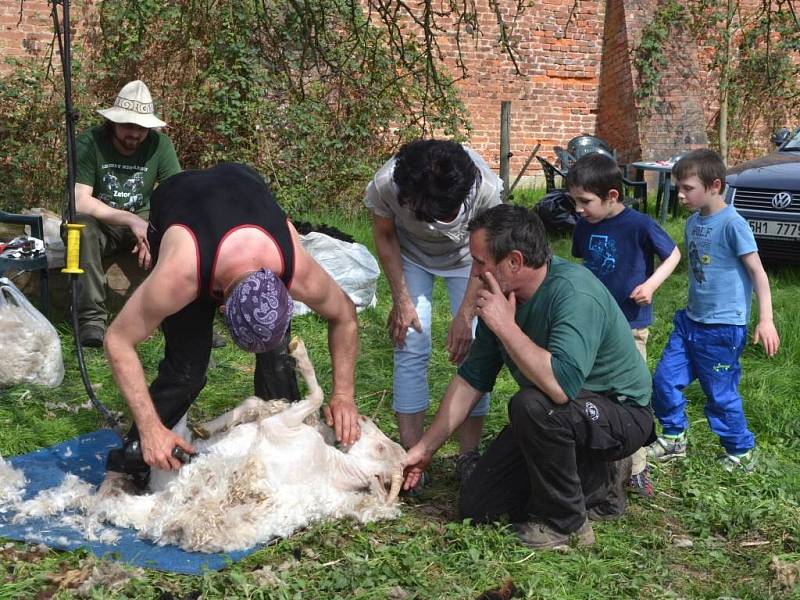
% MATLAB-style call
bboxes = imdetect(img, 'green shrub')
[1,0,469,214]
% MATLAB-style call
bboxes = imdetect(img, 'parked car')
[727,127,800,264]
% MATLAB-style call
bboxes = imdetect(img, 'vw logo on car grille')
[771,192,793,209]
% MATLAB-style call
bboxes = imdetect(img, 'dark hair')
[672,148,726,189]
[393,139,478,222]
[564,153,623,199]
[467,204,551,268]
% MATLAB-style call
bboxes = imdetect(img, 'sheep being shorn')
[87,337,407,552]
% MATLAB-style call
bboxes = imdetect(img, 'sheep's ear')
[358,417,379,433]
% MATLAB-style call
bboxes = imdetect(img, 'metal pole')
[52,0,122,435]
[508,143,541,196]
[500,101,511,201]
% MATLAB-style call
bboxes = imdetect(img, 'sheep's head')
[344,416,406,505]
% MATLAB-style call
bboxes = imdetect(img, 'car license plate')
[747,219,800,240]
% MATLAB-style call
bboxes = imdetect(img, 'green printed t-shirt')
[458,256,651,407]
[75,125,181,217]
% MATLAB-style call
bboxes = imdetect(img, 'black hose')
[50,0,123,437]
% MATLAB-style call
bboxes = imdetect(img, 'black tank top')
[147,163,295,303]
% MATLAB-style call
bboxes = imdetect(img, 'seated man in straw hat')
[71,80,181,347]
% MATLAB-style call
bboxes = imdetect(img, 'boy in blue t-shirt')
[649,149,780,473]
[568,154,681,496]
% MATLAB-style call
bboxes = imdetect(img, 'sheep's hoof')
[288,336,301,353]
[190,424,210,440]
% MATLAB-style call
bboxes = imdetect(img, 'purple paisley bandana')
[224,268,293,353]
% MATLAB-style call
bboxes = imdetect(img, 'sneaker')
[628,465,655,498]
[400,471,430,498]
[647,434,687,462]
[211,331,227,349]
[79,324,105,348]
[455,448,481,485]
[719,449,756,473]
[514,519,595,550]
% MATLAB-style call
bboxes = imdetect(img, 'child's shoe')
[647,433,687,462]
[628,465,655,498]
[719,449,756,473]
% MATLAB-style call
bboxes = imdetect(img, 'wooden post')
[500,101,511,201]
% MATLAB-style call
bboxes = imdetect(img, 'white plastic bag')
[0,277,64,388]
[294,232,380,316]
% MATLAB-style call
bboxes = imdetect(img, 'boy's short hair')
[672,149,726,189]
[564,153,623,200]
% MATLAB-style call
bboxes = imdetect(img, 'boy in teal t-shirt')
[650,149,780,473]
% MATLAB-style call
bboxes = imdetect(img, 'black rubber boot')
[105,440,150,491]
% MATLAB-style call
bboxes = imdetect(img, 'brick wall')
[0,0,54,65]
[595,0,640,165]
[438,0,607,183]
[610,0,785,165]
[617,0,709,163]
[0,0,95,74]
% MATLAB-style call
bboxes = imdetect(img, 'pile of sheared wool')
[0,454,26,507]
[0,339,405,553]
[0,404,402,553]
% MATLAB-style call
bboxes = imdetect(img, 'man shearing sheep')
[103,163,360,486]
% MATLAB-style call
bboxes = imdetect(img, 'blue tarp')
[0,430,268,574]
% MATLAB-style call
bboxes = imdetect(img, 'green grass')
[1,196,799,599]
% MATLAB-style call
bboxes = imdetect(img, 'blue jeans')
[394,258,490,416]
[652,310,753,454]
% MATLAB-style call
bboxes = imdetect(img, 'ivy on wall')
[632,0,800,160]
[632,0,686,113]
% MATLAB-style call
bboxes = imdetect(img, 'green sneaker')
[647,434,687,462]
[719,449,756,473]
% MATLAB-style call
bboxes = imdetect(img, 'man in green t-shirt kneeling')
[403,204,655,550]
[71,80,181,347]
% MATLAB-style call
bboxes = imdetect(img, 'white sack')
[0,277,64,388]
[294,232,380,316]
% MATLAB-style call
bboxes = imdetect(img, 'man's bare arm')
[371,214,422,346]
[104,238,198,469]
[287,225,360,444]
[403,376,482,489]
[75,183,151,268]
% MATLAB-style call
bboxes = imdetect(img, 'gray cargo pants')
[66,212,141,330]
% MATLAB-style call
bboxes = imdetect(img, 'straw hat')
[97,80,167,128]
